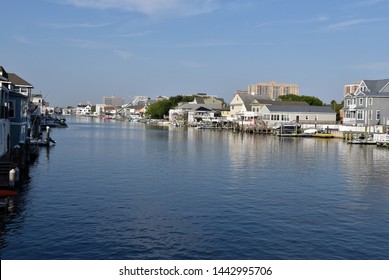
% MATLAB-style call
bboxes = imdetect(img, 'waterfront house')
[169,103,223,123]
[169,95,225,123]
[0,66,11,157]
[123,105,144,119]
[229,93,310,124]
[343,79,389,126]
[8,73,33,148]
[169,93,226,123]
[31,93,50,115]
[189,94,226,108]
[221,106,231,121]
[229,93,271,119]
[76,104,91,116]
[258,104,336,127]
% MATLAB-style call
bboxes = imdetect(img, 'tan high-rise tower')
[248,81,299,99]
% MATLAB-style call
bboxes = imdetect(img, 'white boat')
[30,138,56,146]
[304,128,318,134]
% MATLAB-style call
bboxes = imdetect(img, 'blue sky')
[1,0,389,107]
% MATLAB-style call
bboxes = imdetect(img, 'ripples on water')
[1,118,389,259]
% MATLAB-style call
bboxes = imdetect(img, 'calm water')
[1,117,389,260]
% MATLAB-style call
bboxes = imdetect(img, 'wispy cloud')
[64,38,114,49]
[172,40,271,49]
[112,30,154,38]
[61,0,218,17]
[13,35,35,46]
[327,18,388,30]
[113,50,133,60]
[257,16,330,28]
[173,40,235,48]
[48,22,113,29]
[353,0,386,7]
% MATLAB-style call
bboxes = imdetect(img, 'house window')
[359,98,363,105]
[306,115,308,120]
[377,110,380,120]
[8,101,15,118]
[347,99,351,106]
[357,110,363,120]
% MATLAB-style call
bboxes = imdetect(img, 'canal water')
[1,118,389,260]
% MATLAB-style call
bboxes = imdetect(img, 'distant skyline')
[1,0,389,107]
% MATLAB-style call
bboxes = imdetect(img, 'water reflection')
[1,118,389,259]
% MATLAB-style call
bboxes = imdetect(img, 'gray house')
[257,104,336,126]
[343,79,389,126]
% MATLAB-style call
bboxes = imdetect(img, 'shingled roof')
[266,105,334,113]
[363,79,389,93]
[8,73,33,87]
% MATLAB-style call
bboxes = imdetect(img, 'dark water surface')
[1,118,389,259]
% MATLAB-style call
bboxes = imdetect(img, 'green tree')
[279,94,323,106]
[169,95,195,106]
[145,95,196,119]
[145,99,173,119]
[329,99,344,122]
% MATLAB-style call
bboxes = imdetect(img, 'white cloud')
[49,22,112,29]
[65,38,114,48]
[257,16,330,28]
[353,0,385,7]
[62,0,218,17]
[113,50,133,60]
[112,30,154,38]
[327,18,388,30]
[173,40,234,48]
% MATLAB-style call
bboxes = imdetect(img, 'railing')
[374,133,389,143]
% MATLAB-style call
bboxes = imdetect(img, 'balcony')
[343,118,356,126]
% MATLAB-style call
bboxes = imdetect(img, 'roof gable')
[196,106,211,111]
[0,66,9,80]
[363,79,389,93]
[355,91,365,96]
[8,73,33,87]
[379,81,389,93]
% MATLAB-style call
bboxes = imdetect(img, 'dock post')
[9,169,15,188]
[46,126,50,147]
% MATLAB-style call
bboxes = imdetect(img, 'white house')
[76,104,91,116]
[169,103,223,123]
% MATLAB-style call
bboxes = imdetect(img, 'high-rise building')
[248,81,299,99]
[103,96,125,107]
[344,82,361,96]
